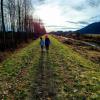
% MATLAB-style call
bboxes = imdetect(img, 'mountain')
[77,22,100,34]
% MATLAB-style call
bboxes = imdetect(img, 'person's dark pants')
[41,46,43,52]
[45,45,49,51]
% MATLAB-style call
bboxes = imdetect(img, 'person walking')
[45,35,50,52]
[40,37,45,52]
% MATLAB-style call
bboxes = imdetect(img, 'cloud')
[45,25,79,31]
[66,21,89,25]
[90,15,100,21]
[45,25,66,27]
[78,21,89,24]
[33,0,100,31]
[32,0,45,6]
[87,0,100,7]
[72,5,85,11]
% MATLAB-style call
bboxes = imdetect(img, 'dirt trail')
[30,52,57,100]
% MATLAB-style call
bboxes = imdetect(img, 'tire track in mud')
[30,52,57,100]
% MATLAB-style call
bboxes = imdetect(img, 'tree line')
[0,0,46,51]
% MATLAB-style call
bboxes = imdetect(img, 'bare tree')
[0,0,46,51]
[1,0,5,32]
[7,0,16,32]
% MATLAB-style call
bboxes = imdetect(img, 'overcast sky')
[32,0,100,32]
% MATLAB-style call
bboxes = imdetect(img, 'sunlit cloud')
[33,0,100,32]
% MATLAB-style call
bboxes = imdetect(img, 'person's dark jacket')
[45,38,50,46]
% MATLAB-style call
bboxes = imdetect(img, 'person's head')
[45,34,48,39]
[40,37,42,40]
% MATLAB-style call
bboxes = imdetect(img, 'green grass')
[49,36,100,99]
[0,39,40,99]
[0,35,100,99]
